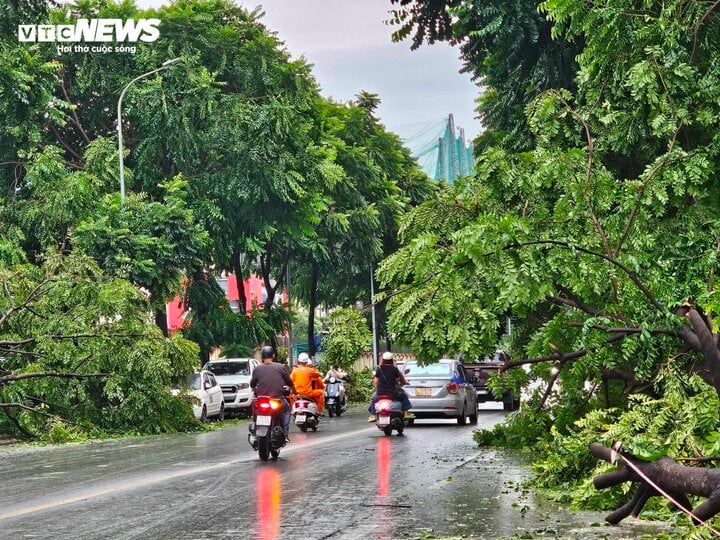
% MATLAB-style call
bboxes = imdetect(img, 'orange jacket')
[290,365,324,396]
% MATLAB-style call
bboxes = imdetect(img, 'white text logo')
[18,19,160,43]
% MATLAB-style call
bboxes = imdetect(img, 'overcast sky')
[135,0,481,139]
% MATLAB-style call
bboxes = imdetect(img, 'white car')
[204,357,259,416]
[176,371,224,422]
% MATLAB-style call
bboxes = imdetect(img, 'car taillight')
[376,399,393,412]
[446,382,459,394]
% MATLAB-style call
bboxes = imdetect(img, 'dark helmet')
[260,346,275,359]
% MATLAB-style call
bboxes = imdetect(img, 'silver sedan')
[400,359,478,425]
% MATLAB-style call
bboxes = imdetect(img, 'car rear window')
[187,374,201,389]
[403,363,452,378]
[206,361,250,376]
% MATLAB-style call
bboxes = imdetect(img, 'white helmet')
[297,352,310,364]
[381,351,393,362]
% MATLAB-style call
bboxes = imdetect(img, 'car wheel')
[199,405,208,423]
[456,406,467,425]
[469,406,478,424]
[217,402,225,421]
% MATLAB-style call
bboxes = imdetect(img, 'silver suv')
[204,358,259,416]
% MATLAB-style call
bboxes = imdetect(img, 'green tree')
[323,308,372,372]
[380,0,720,513]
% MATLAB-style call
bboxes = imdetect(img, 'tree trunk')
[154,308,168,337]
[231,249,247,314]
[590,442,720,525]
[307,263,318,356]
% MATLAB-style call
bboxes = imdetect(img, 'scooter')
[292,395,321,432]
[375,397,404,436]
[324,376,347,417]
[248,395,287,461]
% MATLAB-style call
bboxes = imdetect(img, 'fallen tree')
[591,442,720,526]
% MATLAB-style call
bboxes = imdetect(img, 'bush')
[346,368,374,403]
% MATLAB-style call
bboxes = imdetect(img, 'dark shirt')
[250,362,293,399]
[375,365,402,396]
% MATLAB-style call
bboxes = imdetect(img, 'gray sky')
[135,0,480,139]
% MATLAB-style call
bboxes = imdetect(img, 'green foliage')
[383,0,720,524]
[323,308,372,371]
[345,368,375,403]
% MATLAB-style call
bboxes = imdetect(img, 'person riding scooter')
[250,345,295,442]
[368,352,411,421]
[290,352,325,413]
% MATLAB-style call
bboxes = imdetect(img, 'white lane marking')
[0,426,377,521]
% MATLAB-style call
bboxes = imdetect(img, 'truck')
[462,350,520,411]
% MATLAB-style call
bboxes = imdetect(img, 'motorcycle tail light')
[256,397,282,411]
[446,382,459,394]
[376,399,392,412]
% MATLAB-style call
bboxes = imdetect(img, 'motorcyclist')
[290,352,325,413]
[368,351,411,421]
[250,345,295,442]
[323,365,347,410]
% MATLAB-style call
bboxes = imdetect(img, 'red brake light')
[376,399,392,412]
[256,397,282,411]
[446,382,459,394]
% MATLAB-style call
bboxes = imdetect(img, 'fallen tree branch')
[0,372,111,386]
[591,442,720,530]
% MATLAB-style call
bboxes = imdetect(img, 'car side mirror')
[203,382,211,391]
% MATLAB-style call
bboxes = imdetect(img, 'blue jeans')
[282,397,291,436]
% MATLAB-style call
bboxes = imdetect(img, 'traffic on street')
[0,405,671,539]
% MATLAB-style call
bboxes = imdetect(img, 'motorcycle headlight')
[329,377,337,383]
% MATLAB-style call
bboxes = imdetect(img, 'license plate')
[378,415,390,426]
[416,387,431,396]
[295,414,306,424]
[257,415,271,426]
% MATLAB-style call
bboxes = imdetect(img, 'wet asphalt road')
[0,405,674,539]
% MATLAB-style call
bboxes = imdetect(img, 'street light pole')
[370,264,378,367]
[117,58,182,202]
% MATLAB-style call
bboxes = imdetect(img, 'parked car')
[204,357,259,416]
[400,359,478,425]
[462,350,520,411]
[174,371,224,422]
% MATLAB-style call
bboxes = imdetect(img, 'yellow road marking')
[0,426,376,521]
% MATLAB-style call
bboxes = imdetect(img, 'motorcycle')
[292,395,321,432]
[374,396,404,436]
[248,395,287,461]
[324,376,347,417]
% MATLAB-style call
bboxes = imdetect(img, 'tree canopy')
[382,0,720,517]
[0,0,429,439]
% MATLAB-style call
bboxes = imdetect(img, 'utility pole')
[370,264,378,367]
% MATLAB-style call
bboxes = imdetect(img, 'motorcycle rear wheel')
[271,449,279,460]
[383,426,393,436]
[258,436,270,461]
[299,424,307,432]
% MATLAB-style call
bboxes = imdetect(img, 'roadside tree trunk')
[307,263,318,356]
